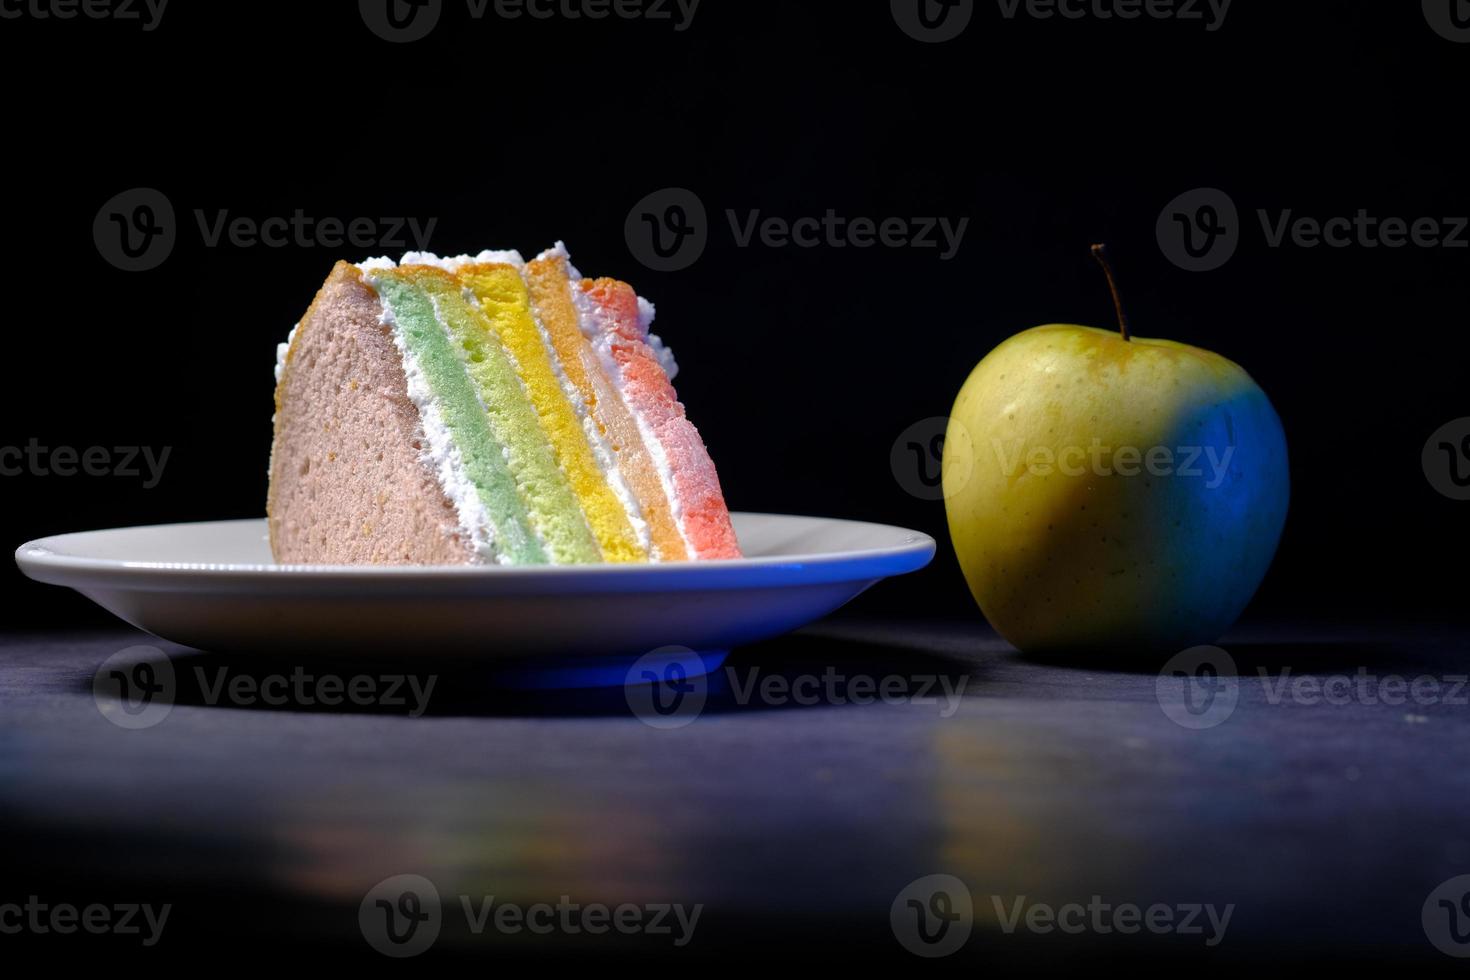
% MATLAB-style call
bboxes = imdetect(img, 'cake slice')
[268,244,741,565]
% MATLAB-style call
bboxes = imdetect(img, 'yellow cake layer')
[522,253,690,561]
[457,263,647,563]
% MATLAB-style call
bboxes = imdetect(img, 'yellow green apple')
[941,247,1289,653]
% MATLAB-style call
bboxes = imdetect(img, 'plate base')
[486,648,729,690]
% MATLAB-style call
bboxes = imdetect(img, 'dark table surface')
[3,614,1468,967]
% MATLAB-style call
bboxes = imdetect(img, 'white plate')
[14,513,935,687]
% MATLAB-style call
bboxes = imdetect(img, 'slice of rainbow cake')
[268,244,742,565]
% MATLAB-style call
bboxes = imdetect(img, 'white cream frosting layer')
[274,323,299,384]
[356,250,526,274]
[538,240,583,280]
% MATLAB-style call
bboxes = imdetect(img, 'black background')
[4,0,1467,626]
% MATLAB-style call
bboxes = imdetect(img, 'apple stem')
[1090,243,1131,342]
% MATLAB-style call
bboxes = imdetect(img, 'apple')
[941,246,1289,653]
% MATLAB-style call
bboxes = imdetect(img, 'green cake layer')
[369,271,547,564]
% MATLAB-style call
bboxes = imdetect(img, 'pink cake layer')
[578,278,742,561]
